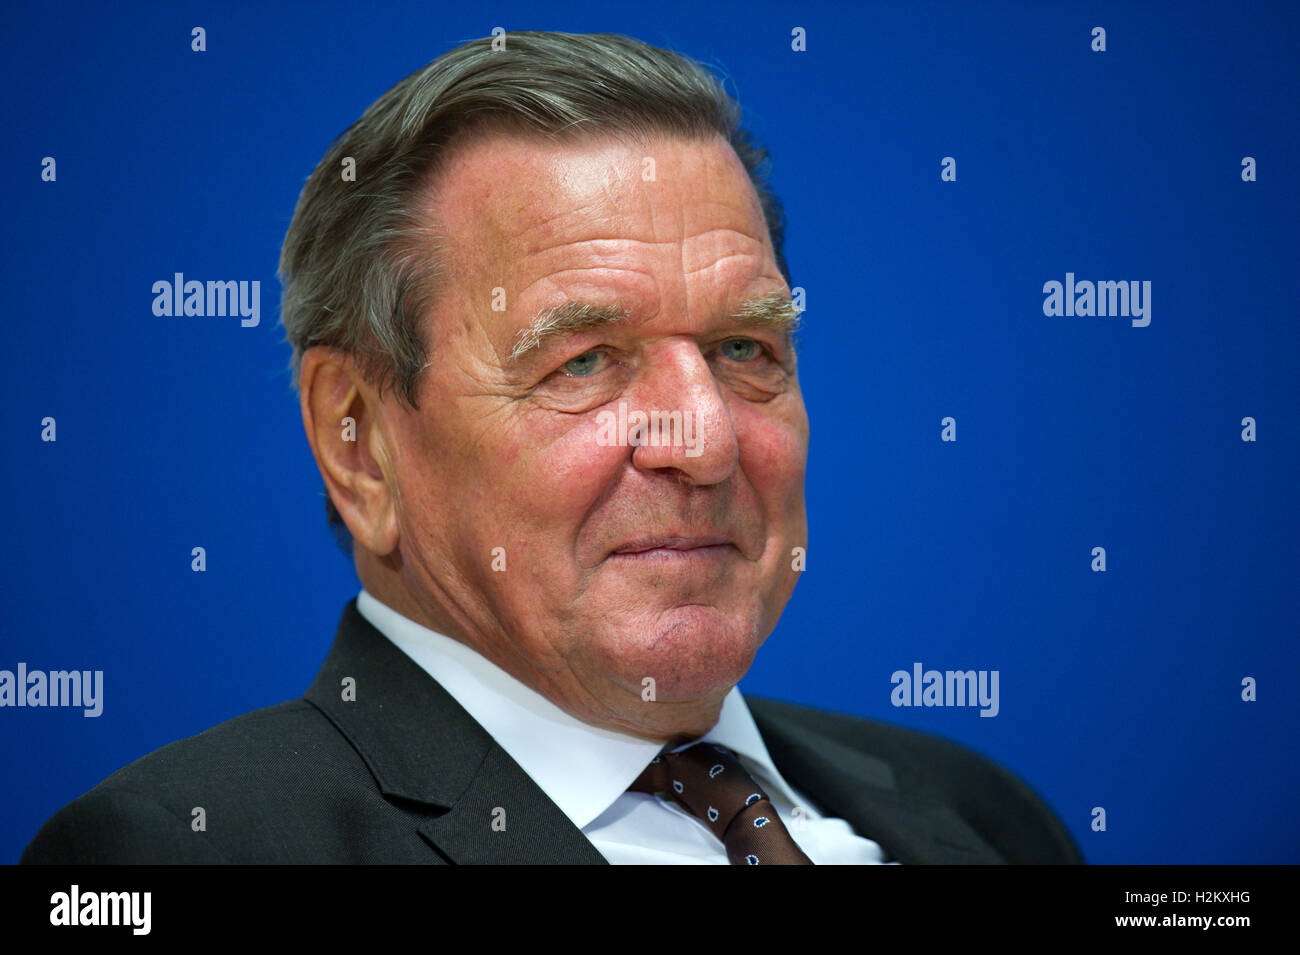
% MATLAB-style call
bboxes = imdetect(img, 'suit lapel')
[749,697,1006,864]
[304,599,607,864]
[417,744,608,864]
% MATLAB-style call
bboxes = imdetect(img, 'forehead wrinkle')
[682,251,764,279]
[678,225,768,284]
[510,203,625,255]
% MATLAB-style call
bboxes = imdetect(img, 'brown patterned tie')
[629,742,814,865]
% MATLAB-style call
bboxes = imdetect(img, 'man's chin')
[586,603,765,704]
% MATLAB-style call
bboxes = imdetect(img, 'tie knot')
[639,743,767,820]
[629,741,813,864]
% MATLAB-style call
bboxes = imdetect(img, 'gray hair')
[277,30,791,555]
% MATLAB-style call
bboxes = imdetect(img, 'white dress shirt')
[356,588,893,864]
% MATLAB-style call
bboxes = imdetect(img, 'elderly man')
[22,31,1081,865]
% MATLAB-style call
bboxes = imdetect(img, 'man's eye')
[559,350,606,377]
[719,338,762,362]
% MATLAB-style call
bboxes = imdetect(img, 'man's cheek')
[737,412,807,575]
[738,412,807,491]
[484,421,625,573]
[526,415,625,496]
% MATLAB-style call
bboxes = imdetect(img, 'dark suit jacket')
[21,600,1083,864]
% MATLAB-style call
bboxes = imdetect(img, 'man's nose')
[625,341,739,486]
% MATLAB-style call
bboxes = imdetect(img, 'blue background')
[2,0,1296,864]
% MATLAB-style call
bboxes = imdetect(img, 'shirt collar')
[355,588,796,828]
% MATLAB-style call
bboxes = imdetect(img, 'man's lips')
[609,535,734,558]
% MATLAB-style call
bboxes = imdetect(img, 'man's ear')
[298,347,400,557]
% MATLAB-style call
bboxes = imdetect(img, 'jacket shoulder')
[747,696,1083,864]
[20,699,394,864]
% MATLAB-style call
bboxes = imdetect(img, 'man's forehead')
[427,129,768,267]
[420,129,783,362]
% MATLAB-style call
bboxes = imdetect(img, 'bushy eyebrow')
[507,291,801,363]
[731,291,802,336]
[509,301,630,363]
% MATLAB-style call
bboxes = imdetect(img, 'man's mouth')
[608,535,735,561]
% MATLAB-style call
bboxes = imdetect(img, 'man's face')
[375,131,808,739]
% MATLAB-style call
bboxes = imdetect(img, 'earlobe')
[298,347,401,557]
